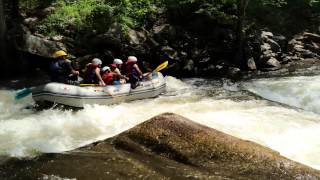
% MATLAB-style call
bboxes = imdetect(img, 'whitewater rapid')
[0,76,319,170]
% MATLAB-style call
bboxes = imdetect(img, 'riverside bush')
[35,0,158,35]
[38,0,98,35]
[19,0,320,37]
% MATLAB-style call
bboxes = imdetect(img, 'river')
[0,75,319,170]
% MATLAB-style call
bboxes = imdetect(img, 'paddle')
[15,88,33,100]
[154,61,168,72]
[144,61,168,77]
[79,84,103,87]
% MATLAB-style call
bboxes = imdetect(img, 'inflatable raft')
[32,72,166,107]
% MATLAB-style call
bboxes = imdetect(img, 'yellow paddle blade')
[80,84,100,87]
[154,61,168,72]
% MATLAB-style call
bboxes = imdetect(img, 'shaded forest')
[0,0,319,78]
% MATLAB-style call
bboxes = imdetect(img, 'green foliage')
[260,0,287,7]
[38,0,99,35]
[19,0,39,10]
[108,0,157,30]
[18,0,320,37]
[19,0,57,11]
[159,0,239,25]
[86,4,114,33]
[247,0,320,35]
[195,0,238,24]
[34,0,158,35]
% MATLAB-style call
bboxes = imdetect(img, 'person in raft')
[83,58,106,86]
[124,56,144,88]
[49,50,80,84]
[113,58,124,75]
[110,63,129,84]
[102,66,115,85]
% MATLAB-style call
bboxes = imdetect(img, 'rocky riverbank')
[1,113,319,179]
[1,1,318,80]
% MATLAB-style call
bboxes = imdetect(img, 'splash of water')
[243,75,320,114]
[0,76,319,170]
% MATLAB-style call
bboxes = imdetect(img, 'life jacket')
[49,58,68,83]
[102,71,116,85]
[84,64,99,84]
[124,61,138,77]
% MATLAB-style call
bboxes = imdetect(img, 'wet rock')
[247,57,257,70]
[257,31,284,70]
[266,38,281,52]
[303,32,320,44]
[1,113,319,180]
[273,35,288,52]
[128,28,148,45]
[266,57,281,68]
[41,6,56,17]
[14,26,66,58]
[23,17,38,27]
[182,59,194,72]
[50,35,64,42]
[161,46,178,60]
[305,43,320,54]
[84,32,122,52]
[152,24,176,43]
[261,31,274,39]
[288,32,320,60]
[227,67,241,80]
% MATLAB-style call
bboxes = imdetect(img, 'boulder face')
[288,32,320,60]
[256,31,283,70]
[1,113,319,180]
[13,26,66,58]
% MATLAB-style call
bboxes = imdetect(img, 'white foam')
[0,76,319,170]
[243,75,320,113]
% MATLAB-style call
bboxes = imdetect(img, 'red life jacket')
[102,71,115,85]
[124,61,137,76]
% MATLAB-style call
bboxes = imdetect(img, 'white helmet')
[92,58,102,65]
[127,56,137,62]
[113,58,123,65]
[102,66,110,72]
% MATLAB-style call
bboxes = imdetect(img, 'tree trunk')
[0,0,8,75]
[234,0,250,68]
[10,0,19,18]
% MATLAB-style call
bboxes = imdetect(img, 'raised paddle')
[154,61,168,72]
[144,61,168,77]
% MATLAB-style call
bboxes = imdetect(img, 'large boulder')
[152,24,177,44]
[128,28,148,45]
[247,57,257,70]
[14,26,66,58]
[1,113,319,179]
[259,31,282,58]
[303,32,320,44]
[288,32,320,60]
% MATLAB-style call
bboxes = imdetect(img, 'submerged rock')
[0,113,319,179]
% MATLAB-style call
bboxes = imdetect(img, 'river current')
[0,75,319,170]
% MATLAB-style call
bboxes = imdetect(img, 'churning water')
[0,75,319,170]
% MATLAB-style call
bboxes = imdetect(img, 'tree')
[234,0,249,67]
[159,0,289,67]
[233,0,288,67]
[0,0,7,74]
[0,0,25,76]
